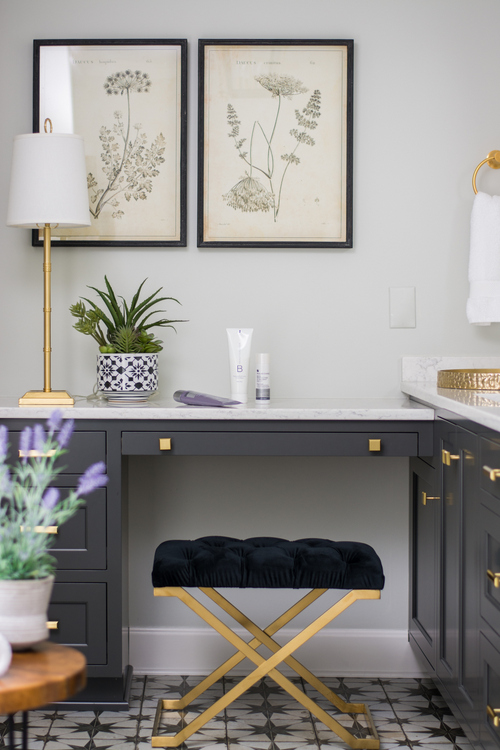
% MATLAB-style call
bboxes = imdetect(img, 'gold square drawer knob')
[369,439,381,452]
[159,438,172,451]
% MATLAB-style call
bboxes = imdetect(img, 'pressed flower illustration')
[223,73,321,221]
[87,70,165,220]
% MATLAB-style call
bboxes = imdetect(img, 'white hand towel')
[467,191,500,325]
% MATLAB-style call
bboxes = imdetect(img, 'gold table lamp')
[6,120,90,406]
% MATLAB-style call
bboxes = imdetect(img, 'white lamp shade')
[7,132,91,228]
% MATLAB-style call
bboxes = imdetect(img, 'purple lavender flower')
[42,487,60,510]
[33,424,46,453]
[57,419,74,449]
[0,425,8,460]
[19,426,33,460]
[0,469,12,497]
[46,410,64,436]
[76,461,108,497]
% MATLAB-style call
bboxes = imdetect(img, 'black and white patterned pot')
[97,353,158,400]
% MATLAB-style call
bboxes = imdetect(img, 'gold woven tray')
[437,369,500,390]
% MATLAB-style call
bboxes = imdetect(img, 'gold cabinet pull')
[47,621,59,630]
[368,439,381,452]
[442,449,460,466]
[483,465,500,482]
[19,449,57,458]
[159,438,172,451]
[487,569,500,588]
[20,525,58,534]
[421,492,440,506]
[488,705,500,727]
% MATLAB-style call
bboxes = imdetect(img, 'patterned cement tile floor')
[0,675,476,750]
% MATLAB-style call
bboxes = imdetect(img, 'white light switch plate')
[389,287,416,328]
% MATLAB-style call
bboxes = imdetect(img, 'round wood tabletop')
[0,642,86,715]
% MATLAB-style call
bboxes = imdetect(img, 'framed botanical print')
[198,39,353,248]
[33,39,187,246]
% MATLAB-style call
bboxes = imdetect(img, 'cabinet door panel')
[48,582,107,666]
[429,420,481,743]
[481,505,500,639]
[481,437,500,505]
[438,426,460,683]
[458,428,480,727]
[409,458,439,669]
[480,633,500,750]
[50,488,107,570]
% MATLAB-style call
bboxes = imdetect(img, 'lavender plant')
[223,73,321,222]
[0,411,108,580]
[87,70,165,220]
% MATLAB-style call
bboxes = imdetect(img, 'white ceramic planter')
[0,575,54,651]
[97,353,158,401]
[0,633,12,676]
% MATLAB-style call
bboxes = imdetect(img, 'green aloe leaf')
[71,276,186,352]
[79,297,116,335]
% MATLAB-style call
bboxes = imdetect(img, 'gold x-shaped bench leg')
[152,586,380,750]
[157,587,328,711]
[201,586,369,715]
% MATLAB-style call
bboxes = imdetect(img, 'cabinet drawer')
[481,505,500,637]
[50,488,106,570]
[9,430,106,474]
[48,583,107,665]
[481,437,500,502]
[122,430,419,457]
[481,633,500,749]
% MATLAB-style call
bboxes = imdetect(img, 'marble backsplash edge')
[401,357,500,383]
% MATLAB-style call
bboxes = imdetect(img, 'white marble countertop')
[5,357,500,428]
[401,356,500,433]
[0,395,434,421]
[401,380,500,432]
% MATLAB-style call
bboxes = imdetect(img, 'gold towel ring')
[472,150,500,194]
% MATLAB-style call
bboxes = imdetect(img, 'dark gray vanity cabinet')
[0,413,434,711]
[478,433,500,749]
[437,419,480,739]
[410,415,500,749]
[2,418,129,710]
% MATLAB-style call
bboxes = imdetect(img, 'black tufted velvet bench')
[151,536,385,750]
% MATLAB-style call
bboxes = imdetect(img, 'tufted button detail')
[152,536,384,590]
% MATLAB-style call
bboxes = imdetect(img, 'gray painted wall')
[1,0,499,644]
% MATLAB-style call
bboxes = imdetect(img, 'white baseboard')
[129,626,428,678]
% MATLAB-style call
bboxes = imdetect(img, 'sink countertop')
[401,356,500,432]
[0,395,434,421]
[401,380,500,432]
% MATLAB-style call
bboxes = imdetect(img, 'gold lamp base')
[19,390,75,407]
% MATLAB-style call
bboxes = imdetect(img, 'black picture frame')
[33,39,187,247]
[198,39,353,248]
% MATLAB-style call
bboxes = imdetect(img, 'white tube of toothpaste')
[226,328,253,403]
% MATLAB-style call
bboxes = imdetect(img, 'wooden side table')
[0,642,86,750]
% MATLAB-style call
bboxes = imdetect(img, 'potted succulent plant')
[70,276,185,400]
[0,410,108,652]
